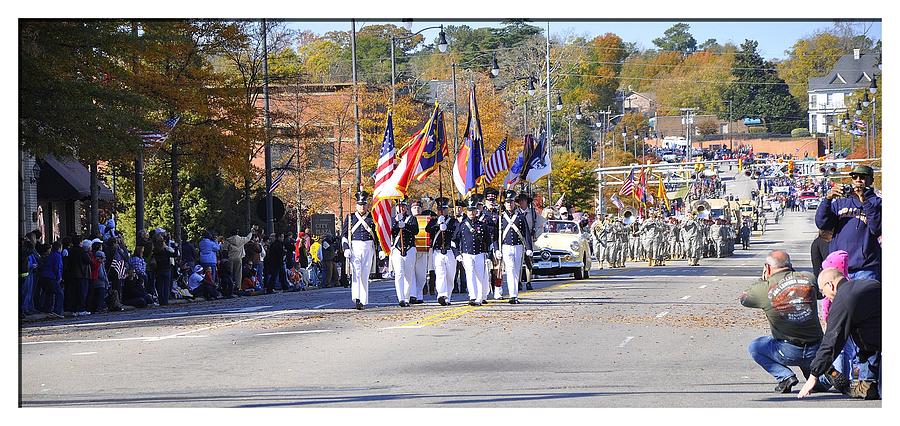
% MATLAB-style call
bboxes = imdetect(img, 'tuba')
[691,200,712,220]
[622,208,637,225]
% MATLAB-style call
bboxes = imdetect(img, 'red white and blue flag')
[140,116,180,145]
[619,168,635,197]
[372,113,396,254]
[453,87,486,197]
[268,153,295,194]
[484,138,509,183]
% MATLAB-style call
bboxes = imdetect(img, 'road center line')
[655,311,670,318]
[71,352,97,356]
[255,329,331,336]
[618,336,635,348]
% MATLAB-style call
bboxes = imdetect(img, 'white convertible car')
[529,220,592,280]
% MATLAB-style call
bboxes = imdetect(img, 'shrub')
[790,128,811,138]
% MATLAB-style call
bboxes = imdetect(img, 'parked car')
[530,220,592,280]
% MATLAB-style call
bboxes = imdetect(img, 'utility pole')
[727,99,733,152]
[545,21,552,203]
[451,63,460,161]
[262,19,274,235]
[351,19,362,193]
[132,22,145,235]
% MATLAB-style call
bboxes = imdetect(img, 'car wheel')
[582,254,590,279]
[574,262,584,280]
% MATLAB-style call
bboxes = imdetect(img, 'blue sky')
[285,20,881,60]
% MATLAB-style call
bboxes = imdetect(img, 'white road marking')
[71,352,97,356]
[681,296,691,300]
[313,303,335,309]
[698,285,708,289]
[655,311,670,318]
[227,305,272,313]
[711,278,720,281]
[618,336,635,348]
[149,311,287,341]
[382,325,425,330]
[255,329,331,336]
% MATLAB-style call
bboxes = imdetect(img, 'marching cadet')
[388,198,419,307]
[452,199,468,294]
[452,196,494,306]
[482,188,503,301]
[709,218,723,258]
[409,200,429,304]
[496,190,533,304]
[652,212,668,266]
[341,191,379,310]
[517,191,540,290]
[604,215,619,268]
[682,212,703,266]
[425,197,457,306]
[639,214,658,266]
[590,215,607,269]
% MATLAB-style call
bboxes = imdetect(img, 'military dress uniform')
[452,198,494,306]
[639,217,658,266]
[497,190,533,303]
[341,191,379,310]
[389,199,419,307]
[591,218,608,268]
[482,188,502,300]
[410,207,435,304]
[425,197,457,306]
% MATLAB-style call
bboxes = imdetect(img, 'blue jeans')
[20,273,36,315]
[38,277,64,315]
[848,269,880,282]
[748,336,820,381]
[155,270,172,305]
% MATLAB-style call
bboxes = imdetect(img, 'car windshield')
[544,221,580,234]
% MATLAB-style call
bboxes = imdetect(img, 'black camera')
[841,184,853,198]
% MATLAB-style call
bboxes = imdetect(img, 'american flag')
[619,168,635,196]
[139,117,180,145]
[484,138,510,183]
[268,154,294,194]
[372,113,396,255]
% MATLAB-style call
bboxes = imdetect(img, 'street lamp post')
[390,24,447,105]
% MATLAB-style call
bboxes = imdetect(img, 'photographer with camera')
[815,165,881,281]
[740,250,824,394]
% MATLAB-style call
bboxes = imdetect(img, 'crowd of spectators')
[19,220,349,321]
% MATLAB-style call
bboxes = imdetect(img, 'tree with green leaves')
[723,40,802,134]
[652,23,697,55]
[777,31,863,112]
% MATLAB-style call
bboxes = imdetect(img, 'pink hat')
[821,250,849,278]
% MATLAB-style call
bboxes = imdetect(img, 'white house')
[807,49,879,134]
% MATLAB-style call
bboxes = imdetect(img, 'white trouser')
[432,251,457,299]
[461,253,487,303]
[483,257,494,300]
[349,240,374,304]
[502,245,524,298]
[412,251,429,299]
[390,247,417,302]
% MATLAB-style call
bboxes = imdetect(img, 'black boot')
[355,299,363,310]
[508,297,519,304]
[438,296,448,306]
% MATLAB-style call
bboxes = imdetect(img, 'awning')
[37,155,114,201]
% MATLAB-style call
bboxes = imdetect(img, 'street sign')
[311,214,336,238]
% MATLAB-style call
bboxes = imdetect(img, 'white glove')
[439,224,447,231]
[343,249,351,259]
[438,216,446,224]
[456,255,462,262]
[494,250,501,260]
[378,251,387,260]
[526,250,533,256]
[395,213,403,222]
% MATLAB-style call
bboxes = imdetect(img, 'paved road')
[19,174,878,408]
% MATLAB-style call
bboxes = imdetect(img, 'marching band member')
[409,200,428,304]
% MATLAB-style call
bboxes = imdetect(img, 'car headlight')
[570,241,580,252]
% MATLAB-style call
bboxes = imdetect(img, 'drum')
[415,215,432,251]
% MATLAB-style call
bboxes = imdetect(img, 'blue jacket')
[40,251,63,281]
[198,237,220,265]
[815,189,881,275]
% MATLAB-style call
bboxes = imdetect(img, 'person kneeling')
[740,250,825,394]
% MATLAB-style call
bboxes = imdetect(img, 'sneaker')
[849,381,880,400]
[774,375,799,393]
